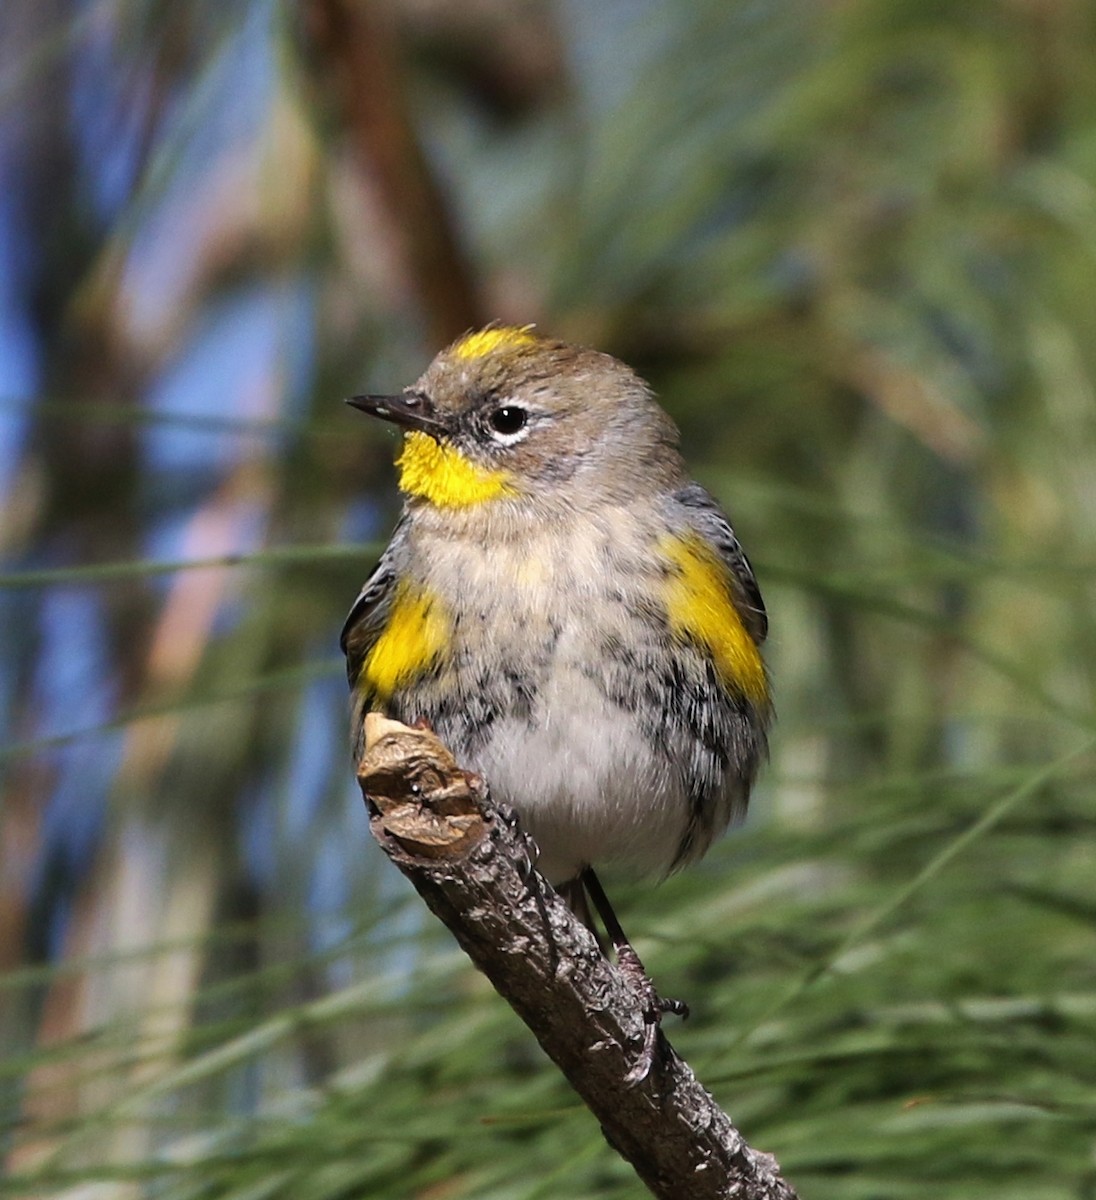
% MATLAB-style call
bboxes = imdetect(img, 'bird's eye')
[488,406,527,437]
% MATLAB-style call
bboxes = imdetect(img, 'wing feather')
[672,482,768,644]
[339,526,403,689]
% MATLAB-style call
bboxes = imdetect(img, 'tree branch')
[356,714,800,1200]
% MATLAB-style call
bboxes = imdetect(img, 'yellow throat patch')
[659,533,768,705]
[360,581,448,703]
[452,325,538,361]
[396,431,516,508]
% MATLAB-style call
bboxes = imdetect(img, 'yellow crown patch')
[451,325,538,361]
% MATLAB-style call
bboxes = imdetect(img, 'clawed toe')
[623,988,689,1084]
[624,1017,660,1085]
[593,893,689,1084]
[659,995,689,1020]
[620,973,689,1084]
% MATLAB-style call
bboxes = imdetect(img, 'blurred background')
[2,1,1095,1196]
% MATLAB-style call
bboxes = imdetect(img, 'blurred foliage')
[2,0,1096,1196]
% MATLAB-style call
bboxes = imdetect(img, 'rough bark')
[357,714,800,1200]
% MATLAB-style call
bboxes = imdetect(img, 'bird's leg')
[556,877,608,953]
[579,867,688,1083]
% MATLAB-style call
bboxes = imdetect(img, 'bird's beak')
[346,392,447,437]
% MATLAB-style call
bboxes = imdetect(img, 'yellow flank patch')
[396,431,516,508]
[659,534,768,705]
[451,325,538,361]
[360,581,448,703]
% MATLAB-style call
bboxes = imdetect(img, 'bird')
[341,325,771,1079]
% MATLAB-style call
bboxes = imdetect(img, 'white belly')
[471,663,689,884]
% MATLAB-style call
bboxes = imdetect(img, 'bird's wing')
[339,527,403,691]
[672,482,768,644]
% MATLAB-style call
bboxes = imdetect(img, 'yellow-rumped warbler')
[341,326,771,1073]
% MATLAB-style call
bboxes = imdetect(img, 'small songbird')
[341,326,771,1078]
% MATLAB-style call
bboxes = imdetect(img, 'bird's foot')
[615,942,689,1084]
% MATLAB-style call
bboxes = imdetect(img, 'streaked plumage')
[341,328,771,886]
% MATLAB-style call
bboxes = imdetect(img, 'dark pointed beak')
[346,392,447,436]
